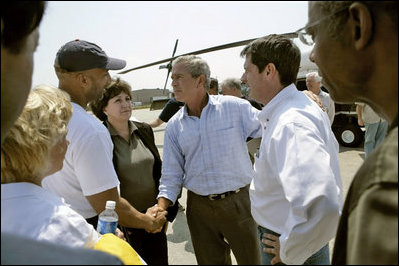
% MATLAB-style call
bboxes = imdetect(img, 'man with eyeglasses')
[241,34,343,265]
[305,1,397,265]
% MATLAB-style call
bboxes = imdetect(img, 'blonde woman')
[1,85,100,248]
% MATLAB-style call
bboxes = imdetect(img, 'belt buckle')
[208,194,218,201]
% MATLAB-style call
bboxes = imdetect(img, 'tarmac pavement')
[132,107,365,265]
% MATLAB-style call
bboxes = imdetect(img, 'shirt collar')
[1,182,44,199]
[258,83,297,122]
[106,120,137,136]
[180,93,221,119]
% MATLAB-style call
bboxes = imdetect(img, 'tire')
[334,123,364,147]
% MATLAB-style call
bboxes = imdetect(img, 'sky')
[32,1,313,92]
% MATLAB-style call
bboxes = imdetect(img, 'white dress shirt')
[250,84,343,264]
[1,182,98,248]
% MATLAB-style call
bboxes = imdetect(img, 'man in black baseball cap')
[44,40,168,235]
[54,39,126,106]
[54,39,126,72]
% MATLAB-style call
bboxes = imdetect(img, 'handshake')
[144,203,168,233]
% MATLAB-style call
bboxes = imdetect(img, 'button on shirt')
[250,84,343,265]
[158,95,262,203]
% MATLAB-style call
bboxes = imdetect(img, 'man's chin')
[174,94,183,102]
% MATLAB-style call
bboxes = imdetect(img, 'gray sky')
[32,1,311,91]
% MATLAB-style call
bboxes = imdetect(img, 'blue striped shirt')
[158,95,262,203]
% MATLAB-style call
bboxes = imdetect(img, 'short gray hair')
[221,78,241,91]
[306,72,322,82]
[172,55,211,89]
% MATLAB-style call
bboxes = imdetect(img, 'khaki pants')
[186,186,261,265]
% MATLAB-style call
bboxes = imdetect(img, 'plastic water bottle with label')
[97,200,118,234]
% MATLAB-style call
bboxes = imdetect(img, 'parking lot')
[132,107,365,264]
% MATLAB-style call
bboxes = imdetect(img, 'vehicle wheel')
[334,123,364,147]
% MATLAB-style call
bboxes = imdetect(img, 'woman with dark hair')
[90,78,178,265]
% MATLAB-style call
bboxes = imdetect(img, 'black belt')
[206,187,242,201]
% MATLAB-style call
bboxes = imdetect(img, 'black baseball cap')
[54,39,126,72]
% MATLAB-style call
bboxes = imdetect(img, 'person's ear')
[263,63,275,77]
[197,74,206,88]
[76,72,91,89]
[348,2,373,50]
[80,73,88,85]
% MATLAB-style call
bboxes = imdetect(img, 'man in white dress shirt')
[240,34,343,265]
[306,72,335,125]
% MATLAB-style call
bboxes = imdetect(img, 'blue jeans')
[258,226,330,265]
[364,121,388,158]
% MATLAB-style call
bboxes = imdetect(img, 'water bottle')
[96,200,118,234]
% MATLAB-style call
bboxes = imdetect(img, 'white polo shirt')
[42,103,120,218]
[1,182,98,248]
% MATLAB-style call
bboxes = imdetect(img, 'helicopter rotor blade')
[163,66,171,92]
[163,39,179,92]
[118,32,298,75]
[172,39,179,57]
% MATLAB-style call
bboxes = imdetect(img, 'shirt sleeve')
[159,99,183,123]
[347,184,398,264]
[157,123,185,204]
[271,122,341,265]
[73,131,120,196]
[240,100,262,139]
[43,204,99,248]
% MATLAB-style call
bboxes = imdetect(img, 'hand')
[115,228,126,241]
[148,211,167,233]
[262,233,282,265]
[358,118,364,126]
[162,221,169,233]
[302,90,325,112]
[146,204,163,217]
[145,204,167,233]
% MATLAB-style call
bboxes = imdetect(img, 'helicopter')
[119,33,364,148]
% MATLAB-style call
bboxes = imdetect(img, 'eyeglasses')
[296,5,349,46]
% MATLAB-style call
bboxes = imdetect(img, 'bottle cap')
[105,200,116,209]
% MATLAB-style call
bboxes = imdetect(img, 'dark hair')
[90,78,133,121]
[240,34,300,87]
[209,77,218,89]
[1,2,46,53]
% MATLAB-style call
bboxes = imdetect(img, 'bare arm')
[356,105,364,126]
[148,118,164,128]
[86,187,167,232]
